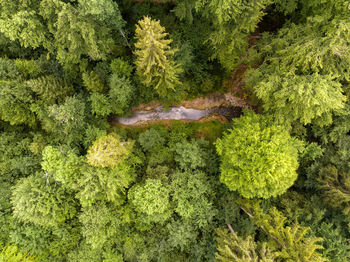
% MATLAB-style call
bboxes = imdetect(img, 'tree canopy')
[216,111,303,198]
[0,0,349,261]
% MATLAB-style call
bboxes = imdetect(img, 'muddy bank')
[131,93,250,112]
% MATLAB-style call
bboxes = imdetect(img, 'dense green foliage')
[0,0,349,261]
[216,111,303,198]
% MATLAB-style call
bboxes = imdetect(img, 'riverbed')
[112,106,242,125]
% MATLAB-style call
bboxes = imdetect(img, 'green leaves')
[215,226,275,262]
[0,80,35,126]
[170,170,217,228]
[0,244,38,262]
[216,111,303,198]
[129,178,172,225]
[86,133,133,168]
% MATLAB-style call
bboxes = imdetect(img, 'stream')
[112,106,242,125]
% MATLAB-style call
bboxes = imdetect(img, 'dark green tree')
[318,165,350,216]
[195,0,272,70]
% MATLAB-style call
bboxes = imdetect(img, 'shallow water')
[113,106,242,125]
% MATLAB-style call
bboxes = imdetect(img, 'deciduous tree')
[216,111,303,198]
[86,133,133,168]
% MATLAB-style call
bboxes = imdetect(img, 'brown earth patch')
[130,64,252,112]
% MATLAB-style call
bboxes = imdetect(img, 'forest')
[0,0,349,261]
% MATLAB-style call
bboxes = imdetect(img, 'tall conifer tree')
[134,16,181,97]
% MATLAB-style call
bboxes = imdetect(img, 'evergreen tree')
[27,75,73,105]
[318,165,350,216]
[11,174,78,228]
[246,3,350,126]
[134,16,182,97]
[195,0,272,71]
[238,199,327,262]
[215,226,276,262]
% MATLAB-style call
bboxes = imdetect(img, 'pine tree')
[195,0,273,71]
[237,199,328,262]
[215,226,276,262]
[134,16,182,97]
[27,75,73,105]
[318,165,350,216]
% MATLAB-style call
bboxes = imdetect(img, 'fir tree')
[238,199,328,262]
[134,16,182,97]
[215,225,276,262]
[318,165,350,216]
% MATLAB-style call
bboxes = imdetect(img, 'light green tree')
[0,244,38,262]
[216,111,303,199]
[75,162,136,206]
[237,199,327,262]
[41,145,83,185]
[128,178,172,225]
[86,133,133,168]
[134,16,182,97]
[215,226,276,262]
[11,174,78,228]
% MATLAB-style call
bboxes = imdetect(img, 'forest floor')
[112,65,252,128]
[131,64,252,112]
